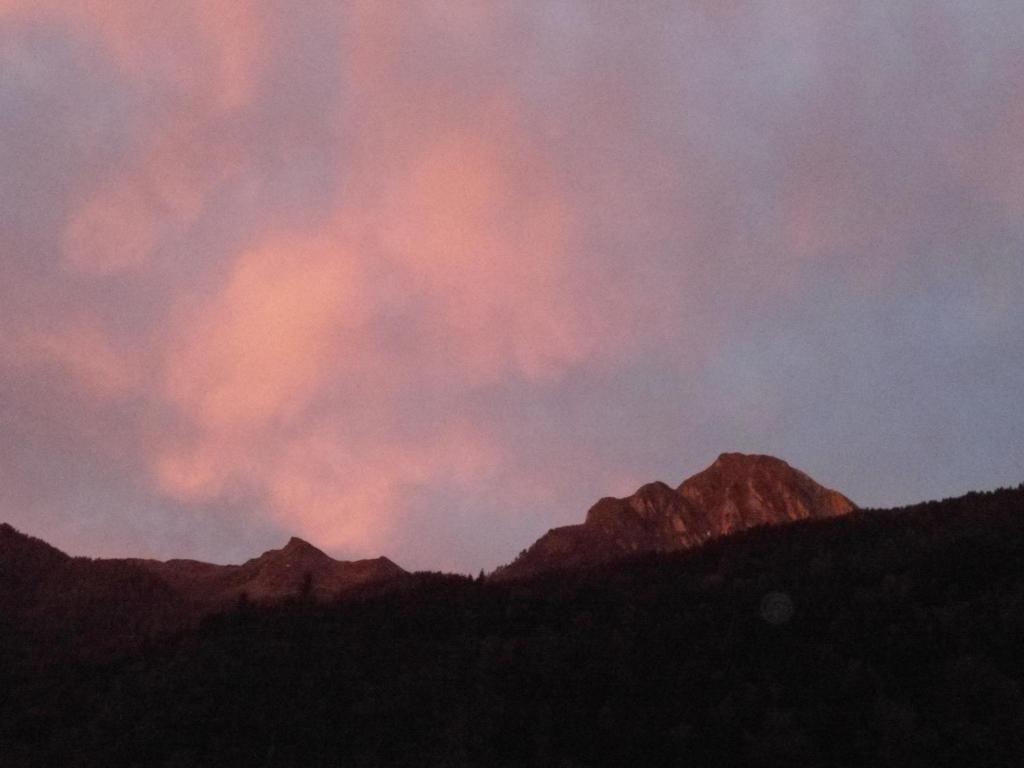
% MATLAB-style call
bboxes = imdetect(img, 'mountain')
[0,453,854,635]
[0,526,406,656]
[494,453,856,579]
[127,537,405,605]
[0,522,68,577]
[0,524,186,657]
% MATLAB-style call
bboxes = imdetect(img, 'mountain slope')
[0,525,186,657]
[495,453,855,579]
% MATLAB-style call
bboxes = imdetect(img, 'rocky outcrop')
[493,453,855,580]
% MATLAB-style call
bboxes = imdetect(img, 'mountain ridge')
[0,525,405,597]
[0,451,859,652]
[0,524,407,655]
[2,453,857,591]
[125,537,406,605]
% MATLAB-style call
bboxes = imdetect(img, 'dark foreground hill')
[3,483,1024,767]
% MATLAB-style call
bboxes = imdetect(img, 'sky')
[1,1,1022,573]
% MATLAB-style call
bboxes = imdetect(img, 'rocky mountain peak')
[710,451,788,470]
[678,452,855,534]
[245,537,332,570]
[494,453,857,580]
[280,536,328,558]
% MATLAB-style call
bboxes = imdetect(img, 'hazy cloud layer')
[2,1,1022,571]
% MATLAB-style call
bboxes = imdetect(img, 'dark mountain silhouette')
[0,526,405,656]
[2,483,1022,767]
[0,524,186,658]
[495,453,856,579]
[0,522,68,577]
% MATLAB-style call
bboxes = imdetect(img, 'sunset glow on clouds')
[2,2,1022,571]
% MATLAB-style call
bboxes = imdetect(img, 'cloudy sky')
[1,1,1022,572]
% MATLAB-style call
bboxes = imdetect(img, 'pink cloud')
[363,104,597,383]
[164,231,368,432]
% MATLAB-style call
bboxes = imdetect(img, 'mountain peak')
[495,453,856,580]
[715,451,754,463]
[282,536,324,556]
[709,452,790,471]
[246,536,332,565]
[679,453,856,531]
[231,537,411,598]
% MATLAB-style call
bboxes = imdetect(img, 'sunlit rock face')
[678,453,856,534]
[494,453,856,580]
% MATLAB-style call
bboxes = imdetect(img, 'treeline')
[2,485,1024,767]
